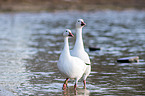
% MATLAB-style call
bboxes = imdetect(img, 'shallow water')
[0,10,145,96]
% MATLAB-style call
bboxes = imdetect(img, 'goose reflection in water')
[63,87,90,96]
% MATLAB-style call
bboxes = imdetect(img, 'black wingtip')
[85,63,91,65]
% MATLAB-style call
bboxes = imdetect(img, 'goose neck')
[62,37,71,57]
[76,28,83,39]
[74,28,84,50]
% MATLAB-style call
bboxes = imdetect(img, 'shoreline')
[0,0,145,12]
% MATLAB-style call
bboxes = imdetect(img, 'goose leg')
[74,79,79,90]
[83,74,87,89]
[62,78,69,90]
[65,78,69,87]
[83,80,86,89]
[83,65,91,89]
[74,83,77,90]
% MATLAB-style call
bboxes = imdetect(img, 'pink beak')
[81,21,86,26]
[68,32,74,37]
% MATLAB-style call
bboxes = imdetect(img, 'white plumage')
[70,19,91,88]
[57,29,87,90]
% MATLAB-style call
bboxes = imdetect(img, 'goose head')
[76,19,86,28]
[63,29,74,37]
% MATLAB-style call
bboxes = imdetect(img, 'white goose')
[57,29,87,90]
[70,19,91,88]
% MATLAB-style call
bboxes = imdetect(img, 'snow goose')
[70,19,91,88]
[57,29,87,90]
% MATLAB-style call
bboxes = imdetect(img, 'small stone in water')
[89,47,101,51]
[117,56,139,63]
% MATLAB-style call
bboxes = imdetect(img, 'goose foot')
[62,84,67,90]
[62,78,69,90]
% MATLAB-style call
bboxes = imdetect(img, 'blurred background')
[0,0,145,96]
[0,0,145,12]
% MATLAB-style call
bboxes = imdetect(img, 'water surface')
[0,10,145,96]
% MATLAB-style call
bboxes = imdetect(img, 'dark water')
[0,10,145,96]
